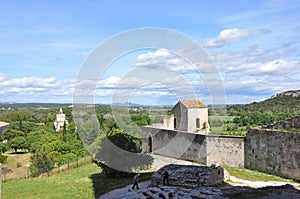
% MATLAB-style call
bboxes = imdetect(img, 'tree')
[8,121,39,135]
[0,142,8,153]
[8,136,27,152]
[30,146,57,177]
[0,110,31,123]
[94,129,153,177]
[1,129,24,141]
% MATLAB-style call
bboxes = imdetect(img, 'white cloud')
[0,75,74,102]
[203,28,271,47]
[211,45,300,76]
[132,48,195,72]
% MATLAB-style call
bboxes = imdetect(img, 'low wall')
[245,129,300,181]
[142,127,244,167]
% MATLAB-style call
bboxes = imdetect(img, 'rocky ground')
[99,155,300,199]
[118,183,300,199]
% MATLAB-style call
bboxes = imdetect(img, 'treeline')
[0,105,154,178]
[227,94,300,115]
[0,109,86,177]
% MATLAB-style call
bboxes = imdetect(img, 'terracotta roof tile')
[179,99,207,108]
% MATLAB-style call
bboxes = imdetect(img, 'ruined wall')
[245,129,300,181]
[264,116,300,130]
[206,135,245,168]
[142,127,244,167]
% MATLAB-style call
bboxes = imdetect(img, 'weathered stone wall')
[264,116,300,130]
[142,127,244,167]
[206,135,245,168]
[245,129,300,181]
[151,164,224,188]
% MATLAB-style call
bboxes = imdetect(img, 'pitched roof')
[178,99,207,108]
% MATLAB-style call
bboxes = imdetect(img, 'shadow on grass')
[7,151,29,155]
[90,171,154,199]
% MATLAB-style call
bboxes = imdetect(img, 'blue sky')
[0,0,300,105]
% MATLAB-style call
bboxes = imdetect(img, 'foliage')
[8,136,28,152]
[0,153,8,163]
[0,142,8,153]
[8,121,40,135]
[1,129,24,141]
[227,94,300,117]
[0,110,31,123]
[94,128,153,177]
[130,113,151,126]
[28,128,87,177]
[30,145,57,177]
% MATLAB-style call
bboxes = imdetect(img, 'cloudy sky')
[0,0,300,105]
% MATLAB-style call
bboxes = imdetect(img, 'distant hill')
[227,90,300,114]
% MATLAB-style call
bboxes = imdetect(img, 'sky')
[0,0,300,105]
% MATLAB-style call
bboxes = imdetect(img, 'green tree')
[94,128,153,177]
[0,110,31,123]
[0,142,8,153]
[8,136,27,152]
[30,146,57,177]
[1,128,24,141]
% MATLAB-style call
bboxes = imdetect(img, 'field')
[2,163,141,199]
[2,152,31,181]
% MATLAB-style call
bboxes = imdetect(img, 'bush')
[16,162,22,168]
[94,129,153,177]
[0,154,8,163]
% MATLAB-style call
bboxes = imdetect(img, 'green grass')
[224,166,296,182]
[2,163,152,199]
[209,125,246,136]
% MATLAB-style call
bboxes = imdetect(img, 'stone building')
[142,99,245,168]
[172,100,209,133]
[54,108,68,131]
[142,99,300,181]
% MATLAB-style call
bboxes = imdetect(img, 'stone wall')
[151,164,224,188]
[206,135,245,168]
[245,129,300,181]
[142,127,244,167]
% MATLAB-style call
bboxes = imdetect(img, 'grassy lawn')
[224,166,296,182]
[2,163,152,199]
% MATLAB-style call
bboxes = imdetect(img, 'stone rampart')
[245,128,300,181]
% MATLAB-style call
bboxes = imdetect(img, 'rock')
[151,164,224,188]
